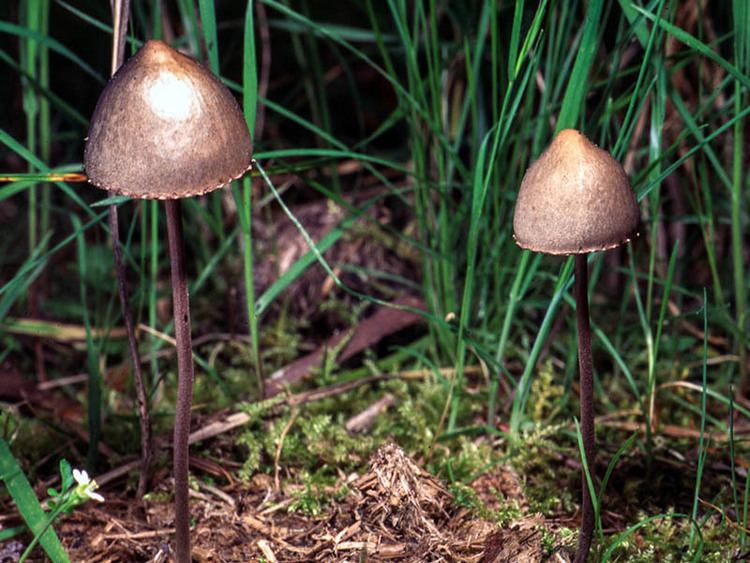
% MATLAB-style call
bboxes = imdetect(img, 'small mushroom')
[513,129,638,563]
[85,40,251,199]
[85,40,252,562]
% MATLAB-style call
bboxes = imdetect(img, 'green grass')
[0,439,68,563]
[1,0,749,559]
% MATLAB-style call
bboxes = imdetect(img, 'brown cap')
[512,129,639,255]
[84,40,252,199]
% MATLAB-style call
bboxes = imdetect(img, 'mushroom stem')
[108,205,152,499]
[165,199,194,562]
[574,253,596,563]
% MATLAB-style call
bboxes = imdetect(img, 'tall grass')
[1,0,749,556]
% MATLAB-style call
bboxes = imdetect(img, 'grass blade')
[197,0,219,73]
[556,0,605,130]
[0,439,69,562]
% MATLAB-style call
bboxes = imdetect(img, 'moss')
[492,499,525,525]
[449,481,485,514]
[539,525,560,553]
[434,439,494,483]
[529,360,565,422]
[600,511,741,561]
[143,490,172,503]
[0,410,65,479]
[288,470,332,516]
[376,379,441,455]
[237,408,375,482]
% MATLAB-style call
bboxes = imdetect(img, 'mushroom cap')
[84,40,252,199]
[512,129,639,255]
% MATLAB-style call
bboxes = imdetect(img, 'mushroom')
[512,128,638,562]
[84,40,252,561]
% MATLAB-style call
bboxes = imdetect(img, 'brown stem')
[108,0,152,498]
[574,253,596,563]
[165,199,194,562]
[108,205,153,499]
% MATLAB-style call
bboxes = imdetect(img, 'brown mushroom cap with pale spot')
[84,40,252,199]
[512,129,639,255]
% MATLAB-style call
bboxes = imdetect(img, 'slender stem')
[165,199,194,562]
[18,503,66,563]
[574,253,596,563]
[108,205,152,498]
[107,0,152,498]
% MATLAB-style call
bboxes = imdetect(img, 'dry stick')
[109,208,152,498]
[345,394,395,434]
[165,199,194,563]
[574,254,596,563]
[107,0,151,499]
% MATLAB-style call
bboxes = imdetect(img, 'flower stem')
[18,504,65,563]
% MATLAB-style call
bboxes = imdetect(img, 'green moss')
[449,482,486,514]
[493,499,525,525]
[0,410,63,479]
[288,470,331,516]
[539,526,560,553]
[434,439,494,483]
[529,360,565,422]
[237,408,375,482]
[600,512,741,561]
[143,490,171,503]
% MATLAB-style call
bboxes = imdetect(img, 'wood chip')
[257,539,278,562]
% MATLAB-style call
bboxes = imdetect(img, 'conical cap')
[512,129,639,255]
[84,40,252,199]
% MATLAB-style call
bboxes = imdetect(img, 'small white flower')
[83,487,105,503]
[86,490,104,502]
[72,469,90,486]
[72,468,105,502]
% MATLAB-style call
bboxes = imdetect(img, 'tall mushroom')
[84,40,252,561]
[512,129,639,562]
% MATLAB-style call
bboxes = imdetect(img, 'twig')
[95,459,140,487]
[345,394,395,433]
[36,374,88,390]
[257,540,278,563]
[138,323,176,347]
[699,497,750,534]
[265,295,425,396]
[197,481,236,508]
[242,515,313,554]
[97,528,175,541]
[598,419,728,441]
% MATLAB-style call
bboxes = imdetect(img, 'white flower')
[72,468,105,502]
[72,469,89,485]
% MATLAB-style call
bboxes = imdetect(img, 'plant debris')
[46,443,569,562]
